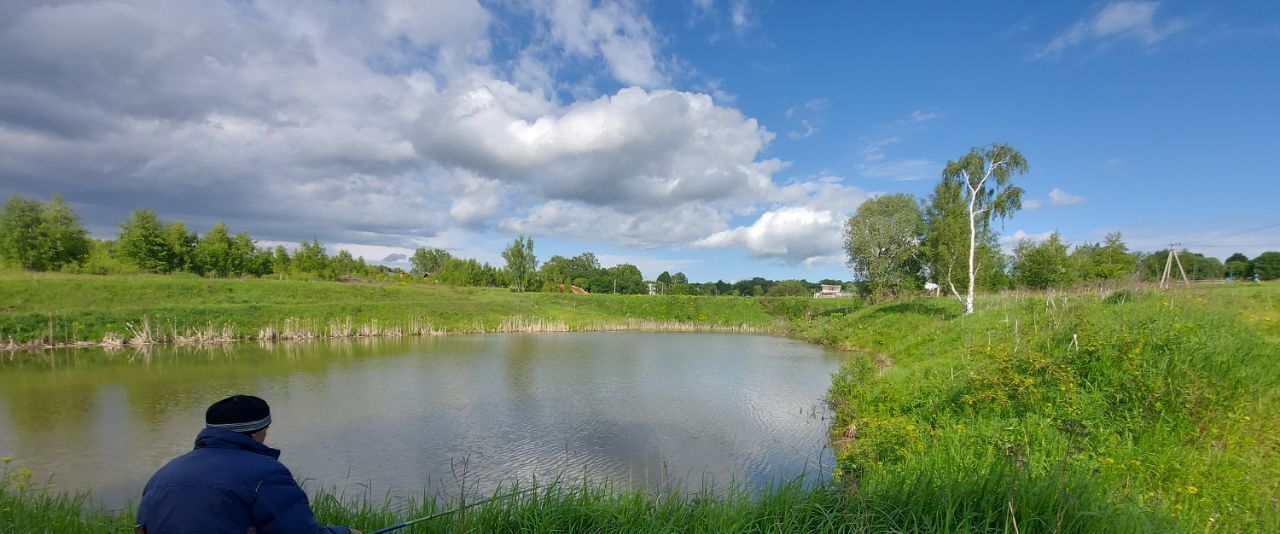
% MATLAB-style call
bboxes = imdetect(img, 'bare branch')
[945,265,962,300]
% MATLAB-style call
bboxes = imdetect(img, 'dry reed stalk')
[125,316,155,345]
[497,316,570,333]
[357,319,382,337]
[329,317,353,338]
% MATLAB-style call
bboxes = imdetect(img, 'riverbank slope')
[797,282,1280,532]
[0,271,854,348]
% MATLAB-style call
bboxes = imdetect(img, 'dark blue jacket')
[137,427,352,533]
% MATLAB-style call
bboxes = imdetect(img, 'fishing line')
[367,481,553,534]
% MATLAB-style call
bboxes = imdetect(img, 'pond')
[0,333,845,508]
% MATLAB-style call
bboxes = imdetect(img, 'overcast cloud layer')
[0,0,870,266]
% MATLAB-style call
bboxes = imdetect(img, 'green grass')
[4,469,1155,533]
[3,274,1278,532]
[798,282,1280,532]
[0,271,855,346]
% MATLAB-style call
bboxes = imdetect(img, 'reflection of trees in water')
[0,335,690,446]
[0,376,99,436]
[0,339,431,439]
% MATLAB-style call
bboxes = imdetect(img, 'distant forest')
[1,194,1277,298]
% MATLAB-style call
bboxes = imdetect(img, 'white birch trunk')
[965,191,977,315]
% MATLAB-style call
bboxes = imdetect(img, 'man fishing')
[136,395,361,534]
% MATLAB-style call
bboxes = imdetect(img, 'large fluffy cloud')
[693,207,845,266]
[415,83,779,211]
[0,0,863,263]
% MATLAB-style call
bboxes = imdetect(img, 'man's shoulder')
[153,446,289,487]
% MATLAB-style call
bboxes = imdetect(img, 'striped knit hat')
[205,395,272,434]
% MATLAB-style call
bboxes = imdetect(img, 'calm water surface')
[0,333,844,508]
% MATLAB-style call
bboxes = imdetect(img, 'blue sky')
[1,1,1277,282]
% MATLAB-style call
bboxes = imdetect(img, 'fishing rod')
[368,482,551,534]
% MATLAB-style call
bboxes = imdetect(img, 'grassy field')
[2,273,1278,531]
[0,271,854,348]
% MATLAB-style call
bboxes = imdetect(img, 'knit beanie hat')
[205,395,272,434]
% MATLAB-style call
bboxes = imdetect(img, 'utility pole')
[1159,243,1190,289]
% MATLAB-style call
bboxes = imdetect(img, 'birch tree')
[502,234,537,292]
[940,144,1028,314]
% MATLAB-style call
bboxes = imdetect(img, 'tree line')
[0,194,848,295]
[413,241,844,296]
[844,144,1280,308]
[0,195,396,281]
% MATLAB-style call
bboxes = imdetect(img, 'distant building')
[814,284,850,298]
[647,282,657,295]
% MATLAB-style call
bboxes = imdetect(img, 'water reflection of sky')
[0,334,845,508]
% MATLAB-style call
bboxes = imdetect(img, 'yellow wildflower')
[0,457,10,465]
[1186,486,1199,495]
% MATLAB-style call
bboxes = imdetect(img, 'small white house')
[814,284,850,298]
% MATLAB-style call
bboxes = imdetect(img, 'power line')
[1179,243,1274,248]
[1168,221,1279,249]
[1229,221,1280,236]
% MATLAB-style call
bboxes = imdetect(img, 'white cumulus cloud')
[1037,1,1187,59]
[414,83,780,214]
[1049,187,1085,206]
[1000,229,1055,250]
[693,207,845,265]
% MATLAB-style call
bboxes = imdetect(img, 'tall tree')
[1070,232,1136,282]
[502,235,537,291]
[1253,252,1280,280]
[193,223,234,276]
[0,194,90,271]
[330,249,359,276]
[38,195,90,270]
[608,263,645,294]
[230,231,257,276]
[117,209,173,272]
[941,144,1028,313]
[410,247,453,276]
[842,193,925,300]
[0,195,44,269]
[292,239,330,278]
[1224,252,1254,279]
[271,245,291,278]
[1012,232,1073,289]
[163,221,197,272]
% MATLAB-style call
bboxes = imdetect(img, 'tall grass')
[805,283,1280,532]
[3,470,1153,533]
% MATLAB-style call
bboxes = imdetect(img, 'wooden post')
[1172,248,1190,286]
[1160,246,1174,289]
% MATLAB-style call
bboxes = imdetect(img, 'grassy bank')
[794,282,1280,532]
[3,467,1159,533]
[0,271,855,349]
